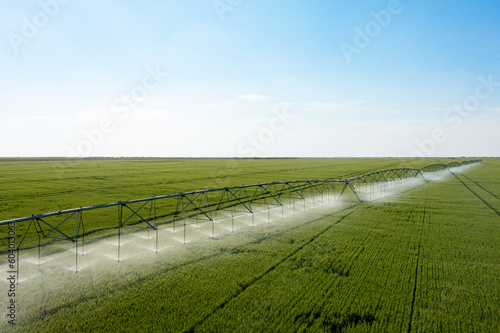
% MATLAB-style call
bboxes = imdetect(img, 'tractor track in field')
[187,178,430,332]
[407,187,427,333]
[452,173,500,217]
[184,206,363,333]
[459,174,500,200]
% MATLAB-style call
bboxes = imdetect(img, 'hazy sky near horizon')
[1,0,499,157]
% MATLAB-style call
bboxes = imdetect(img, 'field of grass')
[0,158,498,332]
[0,157,457,248]
[0,157,468,220]
[0,157,472,243]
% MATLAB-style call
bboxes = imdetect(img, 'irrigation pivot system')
[0,159,481,276]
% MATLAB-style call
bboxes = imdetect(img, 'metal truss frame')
[2,160,482,254]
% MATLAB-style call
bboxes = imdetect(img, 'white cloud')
[178,100,241,109]
[236,94,270,101]
[277,102,294,107]
[75,108,111,121]
[307,101,364,112]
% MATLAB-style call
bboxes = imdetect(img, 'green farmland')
[0,158,498,332]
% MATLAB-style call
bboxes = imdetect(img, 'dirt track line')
[459,173,500,200]
[184,206,363,333]
[407,187,427,333]
[452,173,500,217]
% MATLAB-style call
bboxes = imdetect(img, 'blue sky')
[1,0,499,157]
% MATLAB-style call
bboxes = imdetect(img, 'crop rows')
[0,158,497,332]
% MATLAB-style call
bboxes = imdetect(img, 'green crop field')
[0,157,455,248]
[0,158,498,332]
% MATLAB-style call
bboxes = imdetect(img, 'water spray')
[1,160,482,287]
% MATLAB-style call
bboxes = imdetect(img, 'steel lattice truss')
[0,160,482,248]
